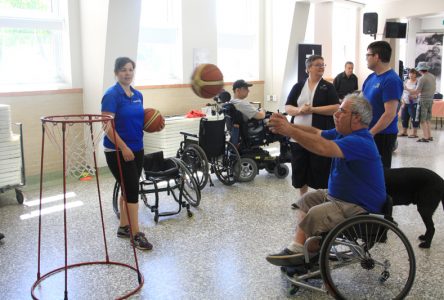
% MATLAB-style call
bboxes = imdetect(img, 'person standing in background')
[398,68,420,138]
[285,55,340,208]
[362,41,403,168]
[333,61,359,101]
[407,62,437,142]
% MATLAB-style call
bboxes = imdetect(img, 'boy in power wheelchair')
[265,95,415,298]
[222,80,290,182]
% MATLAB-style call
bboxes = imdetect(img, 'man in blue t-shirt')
[265,94,386,267]
[362,41,403,168]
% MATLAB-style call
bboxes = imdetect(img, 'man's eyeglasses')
[312,63,327,68]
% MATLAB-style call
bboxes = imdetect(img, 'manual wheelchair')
[176,117,241,189]
[276,197,416,299]
[221,103,290,182]
[112,152,200,223]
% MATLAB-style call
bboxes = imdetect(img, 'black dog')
[384,167,444,248]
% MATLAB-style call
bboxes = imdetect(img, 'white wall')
[182,0,218,80]
[263,0,301,112]
[277,2,310,111]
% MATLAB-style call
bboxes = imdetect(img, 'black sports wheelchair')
[176,115,241,189]
[112,152,200,223]
[273,196,416,299]
[219,95,291,182]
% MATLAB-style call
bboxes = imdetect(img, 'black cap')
[233,79,253,90]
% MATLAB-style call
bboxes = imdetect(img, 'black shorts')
[290,142,331,189]
[105,150,144,203]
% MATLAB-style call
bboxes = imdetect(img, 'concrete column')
[277,1,310,111]
[182,0,218,82]
[313,2,333,78]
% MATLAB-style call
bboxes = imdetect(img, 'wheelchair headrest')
[143,151,179,178]
[217,90,232,103]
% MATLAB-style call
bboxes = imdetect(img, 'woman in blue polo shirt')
[102,57,153,251]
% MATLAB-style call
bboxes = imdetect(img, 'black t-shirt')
[333,72,359,99]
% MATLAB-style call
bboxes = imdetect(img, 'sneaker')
[132,232,153,251]
[117,225,130,238]
[266,248,304,267]
[0,232,4,241]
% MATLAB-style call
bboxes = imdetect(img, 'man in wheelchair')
[229,79,266,121]
[224,80,283,148]
[266,94,386,267]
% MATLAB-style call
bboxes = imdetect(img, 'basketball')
[191,64,224,98]
[144,108,164,133]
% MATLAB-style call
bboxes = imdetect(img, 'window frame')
[0,0,70,92]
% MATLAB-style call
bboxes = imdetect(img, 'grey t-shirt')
[229,99,259,121]
[417,72,436,102]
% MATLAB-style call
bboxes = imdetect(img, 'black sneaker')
[0,232,4,241]
[266,248,304,267]
[117,225,130,238]
[132,232,153,251]
[291,203,299,209]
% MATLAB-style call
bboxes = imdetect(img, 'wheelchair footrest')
[282,264,321,278]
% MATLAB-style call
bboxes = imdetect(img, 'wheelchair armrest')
[179,131,199,139]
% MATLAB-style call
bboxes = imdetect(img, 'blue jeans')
[401,103,419,129]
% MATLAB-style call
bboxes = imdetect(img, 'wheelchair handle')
[179,131,199,138]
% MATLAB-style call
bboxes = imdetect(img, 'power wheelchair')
[176,117,241,189]
[275,196,416,299]
[221,103,291,182]
[112,152,200,223]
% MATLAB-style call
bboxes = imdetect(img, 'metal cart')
[0,123,26,204]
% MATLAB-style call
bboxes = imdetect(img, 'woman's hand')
[299,103,312,115]
[122,146,135,161]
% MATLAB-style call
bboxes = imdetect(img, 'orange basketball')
[144,108,164,133]
[191,64,224,99]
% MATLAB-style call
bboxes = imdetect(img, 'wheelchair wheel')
[234,157,257,182]
[181,143,209,190]
[319,215,416,300]
[171,158,201,207]
[274,163,289,179]
[213,141,241,186]
[112,181,120,219]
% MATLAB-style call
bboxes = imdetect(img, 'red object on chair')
[186,110,207,118]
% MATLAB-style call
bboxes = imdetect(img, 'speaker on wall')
[363,12,378,35]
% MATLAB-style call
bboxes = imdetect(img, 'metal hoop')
[34,114,143,299]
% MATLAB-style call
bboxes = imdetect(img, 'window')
[216,0,259,81]
[136,0,182,85]
[0,0,69,92]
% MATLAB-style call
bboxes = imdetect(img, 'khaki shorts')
[419,101,433,122]
[296,190,367,236]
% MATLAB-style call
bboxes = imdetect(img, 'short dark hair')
[367,41,392,63]
[345,61,354,67]
[408,68,420,76]
[114,57,135,73]
[305,55,324,69]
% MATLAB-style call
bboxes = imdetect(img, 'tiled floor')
[1,128,444,299]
